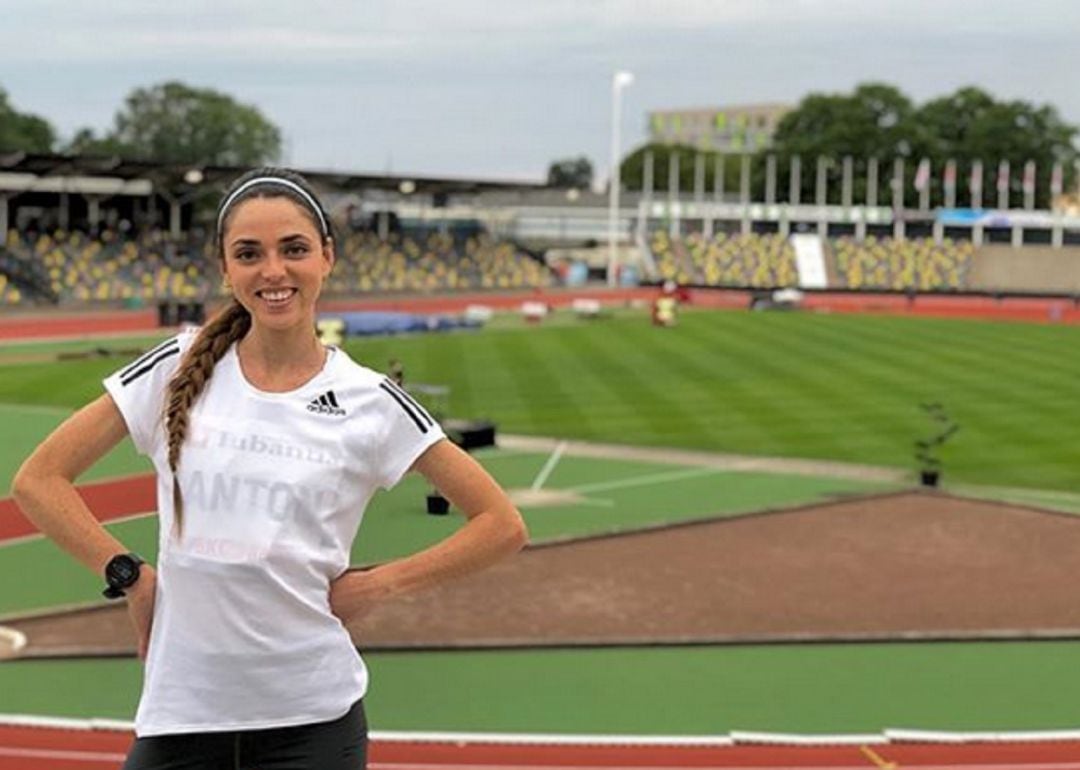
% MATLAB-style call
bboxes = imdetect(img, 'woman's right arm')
[10,393,157,657]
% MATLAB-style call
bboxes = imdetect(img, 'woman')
[11,168,528,770]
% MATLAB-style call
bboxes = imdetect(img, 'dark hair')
[163,167,331,536]
[214,167,334,257]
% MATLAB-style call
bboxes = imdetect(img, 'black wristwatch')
[103,553,145,599]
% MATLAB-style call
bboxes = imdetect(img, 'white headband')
[216,176,329,237]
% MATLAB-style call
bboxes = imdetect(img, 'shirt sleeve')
[373,377,446,490]
[102,332,192,456]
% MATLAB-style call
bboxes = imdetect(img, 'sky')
[1,0,1078,184]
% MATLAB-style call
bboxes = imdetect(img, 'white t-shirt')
[103,329,445,737]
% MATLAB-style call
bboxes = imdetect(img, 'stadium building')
[647,103,792,152]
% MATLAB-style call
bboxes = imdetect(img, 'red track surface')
[0,289,660,342]
[689,288,1080,324]
[3,287,1078,345]
[5,724,1080,769]
[0,311,159,340]
[0,476,155,544]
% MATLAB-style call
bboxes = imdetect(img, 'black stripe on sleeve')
[120,345,180,386]
[378,382,429,434]
[326,391,340,408]
[120,338,179,378]
[383,379,435,426]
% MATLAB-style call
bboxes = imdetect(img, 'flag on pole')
[970,160,983,203]
[1051,161,1064,197]
[1022,160,1036,195]
[997,160,1010,192]
[914,158,931,191]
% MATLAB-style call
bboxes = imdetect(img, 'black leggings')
[122,699,367,770]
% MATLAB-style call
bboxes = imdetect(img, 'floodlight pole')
[608,71,634,287]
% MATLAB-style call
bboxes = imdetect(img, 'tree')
[770,83,925,204]
[97,81,281,166]
[63,127,126,157]
[0,87,56,153]
[546,156,593,188]
[767,83,1078,208]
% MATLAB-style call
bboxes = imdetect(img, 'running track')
[5,291,1080,766]
[5,722,1080,770]
[2,288,1080,344]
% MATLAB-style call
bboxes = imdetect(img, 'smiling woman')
[10,167,528,770]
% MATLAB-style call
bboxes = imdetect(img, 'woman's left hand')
[329,568,390,626]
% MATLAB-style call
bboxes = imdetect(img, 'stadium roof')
[0,152,548,198]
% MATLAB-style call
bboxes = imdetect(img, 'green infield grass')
[3,310,1077,490]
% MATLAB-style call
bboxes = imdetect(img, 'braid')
[163,301,251,536]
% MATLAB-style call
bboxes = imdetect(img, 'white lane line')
[569,467,723,495]
[530,441,568,492]
[575,497,616,508]
[0,752,1074,770]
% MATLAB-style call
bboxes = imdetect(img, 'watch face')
[107,555,141,587]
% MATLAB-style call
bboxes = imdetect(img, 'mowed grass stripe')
[357,312,1080,489]
[676,316,913,457]
[668,319,826,449]
[5,311,1080,491]
[704,314,1080,482]
[550,325,705,442]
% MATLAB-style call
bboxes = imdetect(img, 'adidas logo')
[307,390,346,416]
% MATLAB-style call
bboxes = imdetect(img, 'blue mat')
[320,311,481,336]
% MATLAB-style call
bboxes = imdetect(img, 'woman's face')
[221,195,334,333]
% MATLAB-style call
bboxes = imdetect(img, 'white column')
[607,70,634,287]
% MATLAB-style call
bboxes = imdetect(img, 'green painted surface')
[0,334,169,360]
[4,642,1080,733]
[0,405,150,492]
[0,518,161,616]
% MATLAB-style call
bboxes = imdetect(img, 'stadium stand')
[831,236,974,292]
[0,228,553,306]
[650,232,978,292]
[2,228,210,305]
[652,231,798,288]
[330,232,554,294]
